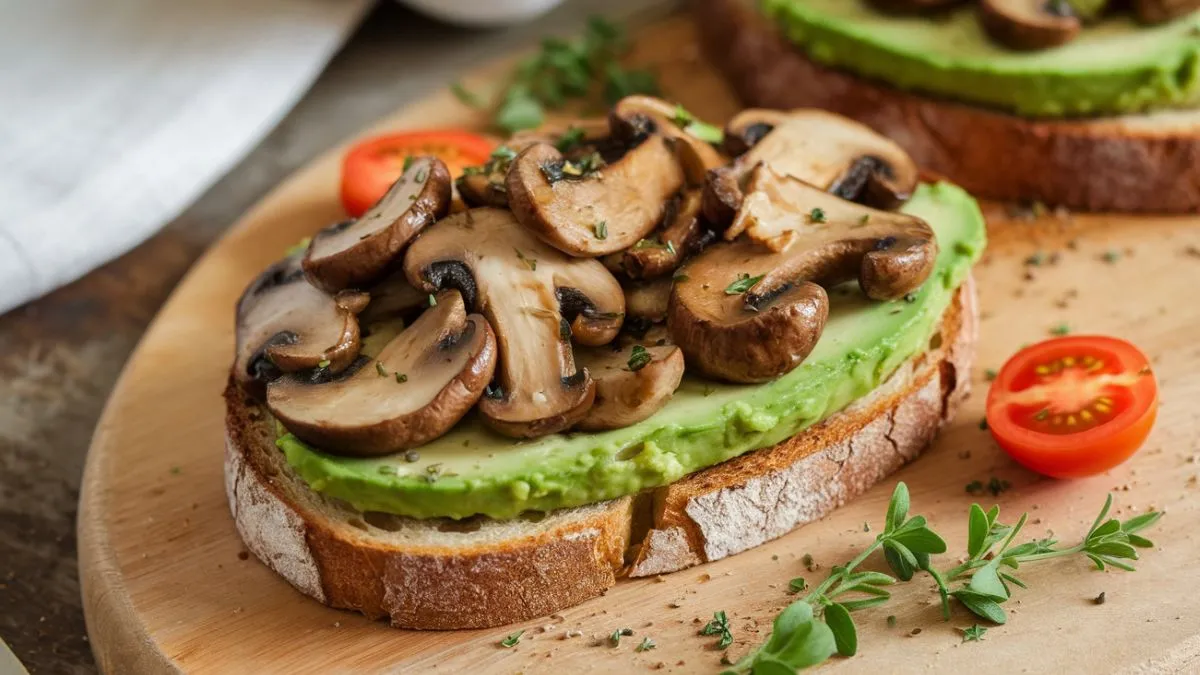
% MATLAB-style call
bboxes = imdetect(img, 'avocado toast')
[225,99,985,629]
[694,0,1200,212]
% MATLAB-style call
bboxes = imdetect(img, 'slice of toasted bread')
[224,277,977,629]
[692,0,1200,214]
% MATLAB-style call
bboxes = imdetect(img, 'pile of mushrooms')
[870,0,1195,51]
[232,97,938,456]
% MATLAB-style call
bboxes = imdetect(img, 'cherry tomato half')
[985,336,1158,479]
[340,130,495,217]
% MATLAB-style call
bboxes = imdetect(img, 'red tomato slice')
[340,130,495,217]
[986,336,1158,478]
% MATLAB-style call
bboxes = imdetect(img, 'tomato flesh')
[986,336,1157,478]
[341,130,495,217]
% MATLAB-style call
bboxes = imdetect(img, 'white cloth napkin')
[0,0,372,314]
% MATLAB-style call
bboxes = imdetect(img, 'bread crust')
[692,0,1200,213]
[225,278,976,629]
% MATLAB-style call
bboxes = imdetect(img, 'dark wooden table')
[0,1,647,671]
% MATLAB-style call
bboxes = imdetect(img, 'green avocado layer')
[279,182,986,520]
[762,0,1200,117]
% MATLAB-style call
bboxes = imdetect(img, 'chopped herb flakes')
[1050,323,1071,336]
[395,373,408,383]
[961,624,987,642]
[317,360,331,369]
[808,207,827,224]
[636,636,656,652]
[724,273,763,295]
[593,220,608,240]
[428,294,437,307]
[515,248,538,271]
[1102,249,1121,264]
[700,611,733,649]
[450,81,485,109]
[609,627,633,646]
[376,362,388,377]
[402,156,415,172]
[499,630,524,648]
[628,345,651,371]
[555,126,586,152]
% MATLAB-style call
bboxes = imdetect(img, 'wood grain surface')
[77,13,1200,675]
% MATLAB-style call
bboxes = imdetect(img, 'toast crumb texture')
[225,277,976,628]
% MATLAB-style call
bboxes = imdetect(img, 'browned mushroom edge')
[608,95,726,187]
[605,190,718,280]
[505,131,685,257]
[705,109,919,227]
[574,342,685,431]
[267,289,496,456]
[402,207,626,437]
[233,254,368,399]
[303,156,451,292]
[978,0,1082,50]
[457,119,611,208]
[669,167,938,383]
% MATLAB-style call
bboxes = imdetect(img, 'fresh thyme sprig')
[924,493,1162,625]
[723,484,1162,673]
[455,17,658,134]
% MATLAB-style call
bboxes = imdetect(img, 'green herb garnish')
[395,373,408,383]
[609,627,633,646]
[487,17,656,134]
[376,362,388,378]
[515,248,537,271]
[450,81,485,109]
[594,220,608,240]
[627,345,651,371]
[1050,323,1071,336]
[317,360,331,369]
[670,104,723,143]
[700,611,733,650]
[724,273,764,295]
[723,485,1162,673]
[555,126,586,152]
[428,294,437,307]
[636,636,656,652]
[499,630,524,648]
[961,624,987,642]
[809,207,827,224]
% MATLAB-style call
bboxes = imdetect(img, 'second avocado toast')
[696,0,1200,212]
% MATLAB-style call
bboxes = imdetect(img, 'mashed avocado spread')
[278,182,986,520]
[762,0,1200,117]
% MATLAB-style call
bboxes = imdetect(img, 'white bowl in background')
[397,0,567,27]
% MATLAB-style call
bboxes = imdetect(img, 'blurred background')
[0,0,660,671]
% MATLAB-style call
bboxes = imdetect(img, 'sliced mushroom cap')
[267,290,496,456]
[403,207,627,437]
[303,156,451,292]
[234,254,368,397]
[609,96,726,187]
[575,343,685,431]
[606,190,716,280]
[670,168,938,383]
[979,0,1081,50]
[505,136,685,257]
[1133,0,1198,23]
[707,110,920,226]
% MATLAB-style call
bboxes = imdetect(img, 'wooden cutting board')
[77,13,1200,675]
